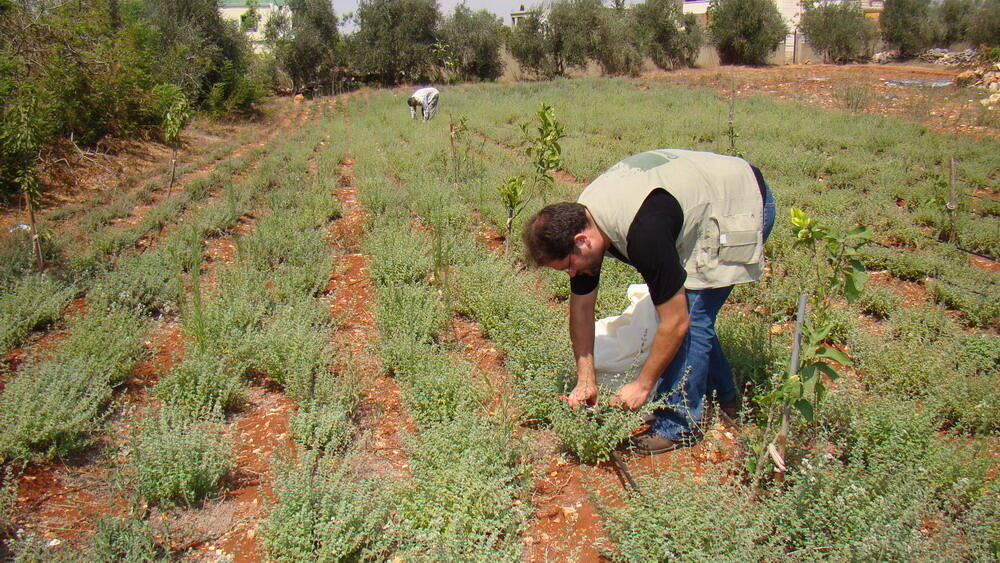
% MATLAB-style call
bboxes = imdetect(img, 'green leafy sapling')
[753,208,870,481]
[496,103,566,248]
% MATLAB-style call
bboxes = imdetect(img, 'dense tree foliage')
[266,0,341,93]
[350,0,439,84]
[508,0,701,78]
[439,4,505,81]
[507,11,562,78]
[881,0,937,56]
[798,0,876,63]
[707,0,788,65]
[633,0,702,69]
[965,0,1000,47]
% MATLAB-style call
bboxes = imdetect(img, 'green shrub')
[153,350,245,416]
[253,306,332,399]
[89,516,162,562]
[549,395,647,464]
[888,302,958,343]
[881,0,936,57]
[375,283,448,344]
[264,454,390,562]
[0,229,61,286]
[598,472,783,561]
[0,273,75,353]
[798,0,876,62]
[364,219,432,286]
[716,311,784,399]
[0,471,15,536]
[707,0,788,65]
[289,404,354,457]
[850,331,950,397]
[855,285,901,319]
[62,305,148,387]
[843,396,934,469]
[884,252,938,281]
[515,369,570,424]
[404,362,487,427]
[634,0,701,70]
[90,251,184,314]
[769,459,929,559]
[927,279,999,328]
[0,357,112,461]
[132,406,231,507]
[926,372,1000,434]
[439,5,505,81]
[394,416,528,556]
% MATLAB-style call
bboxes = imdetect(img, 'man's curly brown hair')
[522,202,588,266]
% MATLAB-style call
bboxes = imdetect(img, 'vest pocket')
[714,214,762,264]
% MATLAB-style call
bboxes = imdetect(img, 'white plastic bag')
[593,283,658,391]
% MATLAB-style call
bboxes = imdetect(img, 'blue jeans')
[650,183,776,442]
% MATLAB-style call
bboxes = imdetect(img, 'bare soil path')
[328,151,414,481]
[641,63,999,140]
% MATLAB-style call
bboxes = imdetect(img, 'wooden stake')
[25,191,43,270]
[775,294,807,485]
[947,157,957,243]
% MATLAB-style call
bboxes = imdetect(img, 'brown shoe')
[623,428,686,455]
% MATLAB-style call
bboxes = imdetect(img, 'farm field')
[0,70,998,561]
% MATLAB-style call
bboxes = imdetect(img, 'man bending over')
[522,149,776,454]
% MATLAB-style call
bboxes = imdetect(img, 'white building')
[219,0,291,53]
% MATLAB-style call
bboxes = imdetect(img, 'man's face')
[545,233,602,278]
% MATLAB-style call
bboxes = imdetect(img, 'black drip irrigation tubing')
[610,450,641,493]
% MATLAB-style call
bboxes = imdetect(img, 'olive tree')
[633,0,702,69]
[350,0,440,84]
[265,0,342,93]
[798,0,876,63]
[707,0,788,65]
[439,4,504,81]
[507,10,562,78]
[881,0,936,57]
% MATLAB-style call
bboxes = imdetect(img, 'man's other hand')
[612,381,653,410]
[566,381,598,408]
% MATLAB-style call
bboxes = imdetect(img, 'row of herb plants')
[4,105,345,559]
[340,86,998,558]
[0,101,329,358]
[350,110,533,556]
[448,79,999,328]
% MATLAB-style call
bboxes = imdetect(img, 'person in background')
[407,87,439,122]
[522,149,776,455]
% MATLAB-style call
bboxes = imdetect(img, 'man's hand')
[566,381,598,408]
[612,380,654,411]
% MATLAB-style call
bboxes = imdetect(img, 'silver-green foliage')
[132,406,231,507]
[89,516,163,562]
[549,394,649,464]
[393,416,528,557]
[264,454,390,562]
[375,283,449,344]
[404,361,487,428]
[0,471,15,535]
[0,305,146,461]
[0,273,75,353]
[598,474,784,562]
[365,219,433,286]
[0,358,112,461]
[153,350,245,416]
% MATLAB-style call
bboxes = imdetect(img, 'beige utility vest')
[577,149,764,290]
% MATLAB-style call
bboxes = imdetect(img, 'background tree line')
[2,0,998,200]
